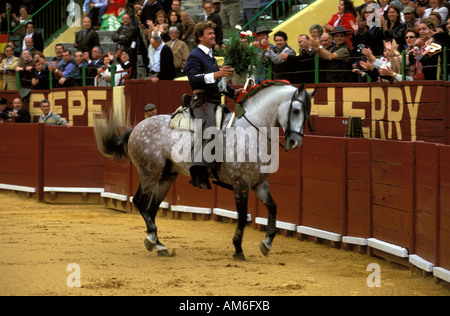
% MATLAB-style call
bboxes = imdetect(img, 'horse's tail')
[94,110,133,161]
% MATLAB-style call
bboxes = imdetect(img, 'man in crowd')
[261,30,295,81]
[166,26,190,78]
[203,0,223,48]
[85,46,104,85]
[21,21,44,53]
[74,17,100,55]
[147,35,176,83]
[280,34,316,83]
[51,49,79,88]
[311,25,353,82]
[1,46,21,90]
[9,97,30,123]
[253,25,274,83]
[23,37,37,56]
[144,103,158,117]
[112,13,139,78]
[39,99,73,127]
[15,49,34,88]
[50,44,65,68]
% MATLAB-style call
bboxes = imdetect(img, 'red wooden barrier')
[414,142,439,265]
[0,123,43,199]
[301,136,347,235]
[43,125,105,203]
[346,138,371,239]
[2,83,450,282]
[371,139,415,251]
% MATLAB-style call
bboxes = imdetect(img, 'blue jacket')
[185,47,235,104]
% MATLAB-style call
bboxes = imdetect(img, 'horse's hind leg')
[133,168,178,256]
[232,187,249,261]
[252,180,277,256]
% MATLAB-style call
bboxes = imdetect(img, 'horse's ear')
[298,83,305,92]
[308,88,317,99]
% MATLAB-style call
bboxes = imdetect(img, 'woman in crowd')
[115,49,132,86]
[411,18,441,80]
[95,54,112,86]
[147,10,169,42]
[325,0,357,49]
[167,9,184,39]
[382,5,406,48]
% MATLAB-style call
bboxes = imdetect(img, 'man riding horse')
[185,21,243,190]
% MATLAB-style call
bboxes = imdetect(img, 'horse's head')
[282,84,316,150]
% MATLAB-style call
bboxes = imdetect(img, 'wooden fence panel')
[371,139,414,251]
[104,160,130,196]
[262,149,301,225]
[414,142,439,264]
[43,126,105,188]
[301,136,346,234]
[346,138,371,238]
[0,124,42,196]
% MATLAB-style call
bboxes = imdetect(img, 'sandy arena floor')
[0,191,449,296]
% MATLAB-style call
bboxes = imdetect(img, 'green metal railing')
[8,0,83,45]
[242,0,314,32]
[267,47,449,83]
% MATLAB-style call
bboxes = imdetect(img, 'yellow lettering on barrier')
[68,90,86,123]
[387,87,403,140]
[311,87,335,117]
[50,91,68,121]
[404,86,422,142]
[371,87,386,139]
[29,92,46,121]
[87,90,107,127]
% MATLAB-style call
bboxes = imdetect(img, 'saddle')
[169,94,231,132]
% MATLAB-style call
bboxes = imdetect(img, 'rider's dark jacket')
[185,45,235,104]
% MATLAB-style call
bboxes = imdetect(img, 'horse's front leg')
[252,181,277,256]
[232,187,249,261]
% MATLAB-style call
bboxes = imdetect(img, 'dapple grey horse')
[94,83,315,260]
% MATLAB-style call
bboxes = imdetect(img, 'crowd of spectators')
[257,0,450,83]
[1,0,450,93]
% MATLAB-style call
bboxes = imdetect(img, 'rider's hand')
[214,65,234,80]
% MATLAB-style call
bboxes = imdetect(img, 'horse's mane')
[236,80,293,106]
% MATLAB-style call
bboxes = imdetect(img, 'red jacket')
[326,12,356,50]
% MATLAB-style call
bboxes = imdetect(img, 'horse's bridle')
[284,91,307,145]
[242,90,306,152]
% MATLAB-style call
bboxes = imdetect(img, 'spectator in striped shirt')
[38,99,73,127]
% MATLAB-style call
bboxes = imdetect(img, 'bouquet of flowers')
[218,25,261,91]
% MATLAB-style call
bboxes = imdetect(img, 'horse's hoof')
[157,249,170,257]
[233,252,246,261]
[260,241,271,257]
[144,238,155,252]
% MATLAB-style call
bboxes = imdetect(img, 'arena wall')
[1,81,450,283]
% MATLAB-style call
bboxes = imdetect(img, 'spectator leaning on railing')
[51,50,79,88]
[311,25,354,83]
[15,49,34,89]
[38,99,72,127]
[31,60,49,90]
